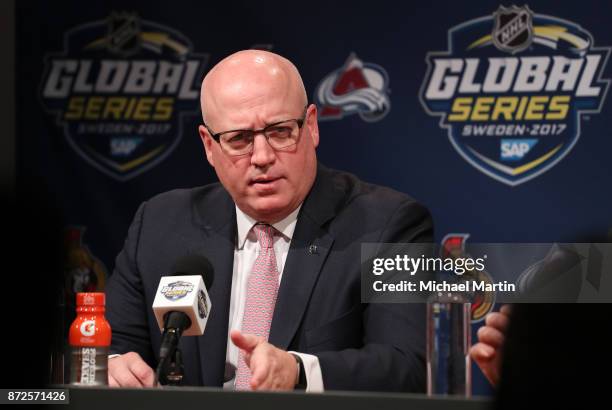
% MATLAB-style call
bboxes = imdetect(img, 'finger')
[242,351,252,368]
[477,326,505,349]
[108,373,119,387]
[471,343,500,386]
[470,342,495,361]
[250,364,270,390]
[111,364,145,387]
[485,312,510,332]
[231,330,261,353]
[128,360,156,387]
[249,348,271,390]
[500,304,512,316]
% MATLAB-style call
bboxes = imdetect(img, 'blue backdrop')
[16,0,612,394]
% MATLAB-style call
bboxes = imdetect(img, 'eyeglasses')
[203,106,308,156]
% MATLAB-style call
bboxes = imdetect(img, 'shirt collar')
[235,204,302,250]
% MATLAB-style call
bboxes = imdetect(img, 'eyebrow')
[225,115,298,131]
[211,105,307,133]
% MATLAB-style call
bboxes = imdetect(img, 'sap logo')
[111,137,142,156]
[500,139,538,161]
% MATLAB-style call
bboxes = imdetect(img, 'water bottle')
[426,292,471,396]
[69,292,111,385]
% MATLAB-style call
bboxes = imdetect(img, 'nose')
[250,133,276,168]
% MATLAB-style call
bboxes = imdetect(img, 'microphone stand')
[165,348,184,386]
[156,313,190,386]
[156,347,184,386]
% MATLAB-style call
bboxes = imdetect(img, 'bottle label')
[79,320,96,337]
[70,346,108,386]
[80,347,96,384]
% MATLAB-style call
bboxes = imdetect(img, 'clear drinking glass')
[427,292,472,396]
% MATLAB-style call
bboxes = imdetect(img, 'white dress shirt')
[223,205,324,392]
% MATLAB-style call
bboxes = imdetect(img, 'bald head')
[201,50,307,126]
[197,50,319,223]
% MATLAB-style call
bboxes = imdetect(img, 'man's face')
[199,97,319,223]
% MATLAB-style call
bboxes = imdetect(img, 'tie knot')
[252,224,275,248]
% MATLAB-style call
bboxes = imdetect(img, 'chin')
[247,196,292,222]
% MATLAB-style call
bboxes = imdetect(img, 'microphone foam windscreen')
[172,254,215,290]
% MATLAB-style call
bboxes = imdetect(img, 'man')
[106,50,433,392]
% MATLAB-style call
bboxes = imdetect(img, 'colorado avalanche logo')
[315,53,391,122]
[420,8,610,186]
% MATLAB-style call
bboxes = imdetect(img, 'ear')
[306,104,320,148]
[198,125,215,167]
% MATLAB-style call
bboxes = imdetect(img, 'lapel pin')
[308,244,318,254]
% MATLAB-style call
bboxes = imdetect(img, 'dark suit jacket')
[106,164,433,392]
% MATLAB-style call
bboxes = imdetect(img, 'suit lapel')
[193,188,236,386]
[269,164,340,349]
[268,216,333,349]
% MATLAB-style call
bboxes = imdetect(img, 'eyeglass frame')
[202,105,309,156]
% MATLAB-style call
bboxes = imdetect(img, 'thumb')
[230,329,261,353]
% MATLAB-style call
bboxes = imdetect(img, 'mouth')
[250,176,280,185]
[249,176,282,191]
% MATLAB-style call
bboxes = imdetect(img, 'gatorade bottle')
[69,292,111,385]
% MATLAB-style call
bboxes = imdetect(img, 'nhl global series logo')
[40,13,209,181]
[420,6,610,186]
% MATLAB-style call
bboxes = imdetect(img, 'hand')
[108,352,156,387]
[470,304,511,387]
[230,329,298,391]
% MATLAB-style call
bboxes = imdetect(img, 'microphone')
[152,254,214,380]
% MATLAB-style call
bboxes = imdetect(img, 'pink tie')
[235,224,280,390]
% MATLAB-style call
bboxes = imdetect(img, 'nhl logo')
[106,12,141,57]
[492,5,533,54]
